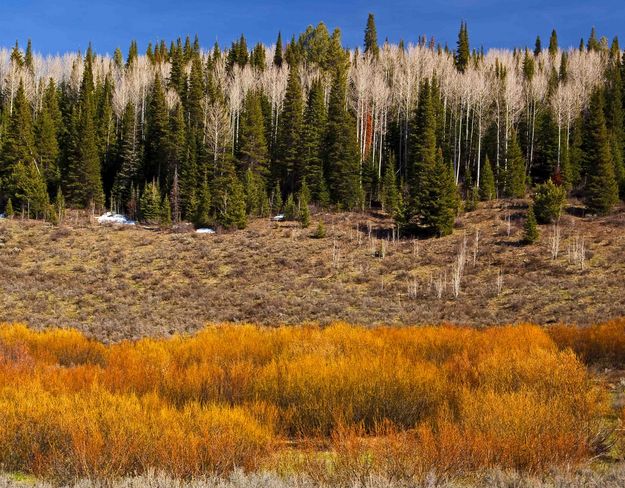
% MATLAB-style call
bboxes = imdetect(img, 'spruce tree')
[301,79,328,204]
[548,30,559,56]
[504,130,526,198]
[325,61,362,210]
[238,91,269,178]
[455,21,470,73]
[35,80,61,193]
[605,53,625,193]
[10,160,49,219]
[480,156,496,201]
[381,159,402,219]
[274,62,304,194]
[523,204,539,244]
[583,90,619,214]
[1,80,37,204]
[364,13,379,58]
[5,198,14,218]
[273,32,283,67]
[65,47,104,210]
[139,180,162,224]
[194,173,212,228]
[112,103,141,211]
[534,36,542,56]
[145,73,170,184]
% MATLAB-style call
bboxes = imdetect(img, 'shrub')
[533,179,566,224]
[312,221,326,238]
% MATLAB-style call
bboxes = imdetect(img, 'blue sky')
[0,0,623,56]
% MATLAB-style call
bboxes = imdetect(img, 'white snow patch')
[272,214,285,221]
[196,228,216,234]
[97,212,135,225]
[0,213,5,219]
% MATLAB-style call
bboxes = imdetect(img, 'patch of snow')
[272,214,285,221]
[0,213,5,219]
[196,228,216,234]
[97,212,135,225]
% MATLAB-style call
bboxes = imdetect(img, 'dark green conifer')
[523,204,539,244]
[364,13,379,58]
[583,90,619,214]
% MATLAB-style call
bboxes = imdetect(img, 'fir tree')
[583,90,619,214]
[523,204,539,244]
[364,13,379,58]
[298,181,311,228]
[271,182,283,213]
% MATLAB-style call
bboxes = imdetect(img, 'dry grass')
[1,201,624,341]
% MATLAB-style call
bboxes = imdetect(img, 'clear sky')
[1,0,623,56]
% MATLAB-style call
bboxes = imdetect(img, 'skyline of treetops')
[0,15,624,236]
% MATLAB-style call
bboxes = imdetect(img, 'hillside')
[1,200,624,341]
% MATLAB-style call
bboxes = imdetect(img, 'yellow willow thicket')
[0,322,611,481]
[548,318,625,367]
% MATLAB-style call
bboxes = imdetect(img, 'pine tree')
[325,61,362,210]
[274,62,304,194]
[301,79,327,204]
[455,21,470,73]
[480,156,496,200]
[298,181,311,228]
[583,90,619,214]
[523,204,539,244]
[364,13,379,58]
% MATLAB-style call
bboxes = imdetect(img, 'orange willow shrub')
[548,318,625,366]
[0,321,610,479]
[0,382,273,481]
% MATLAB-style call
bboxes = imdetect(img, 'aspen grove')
[0,18,623,235]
